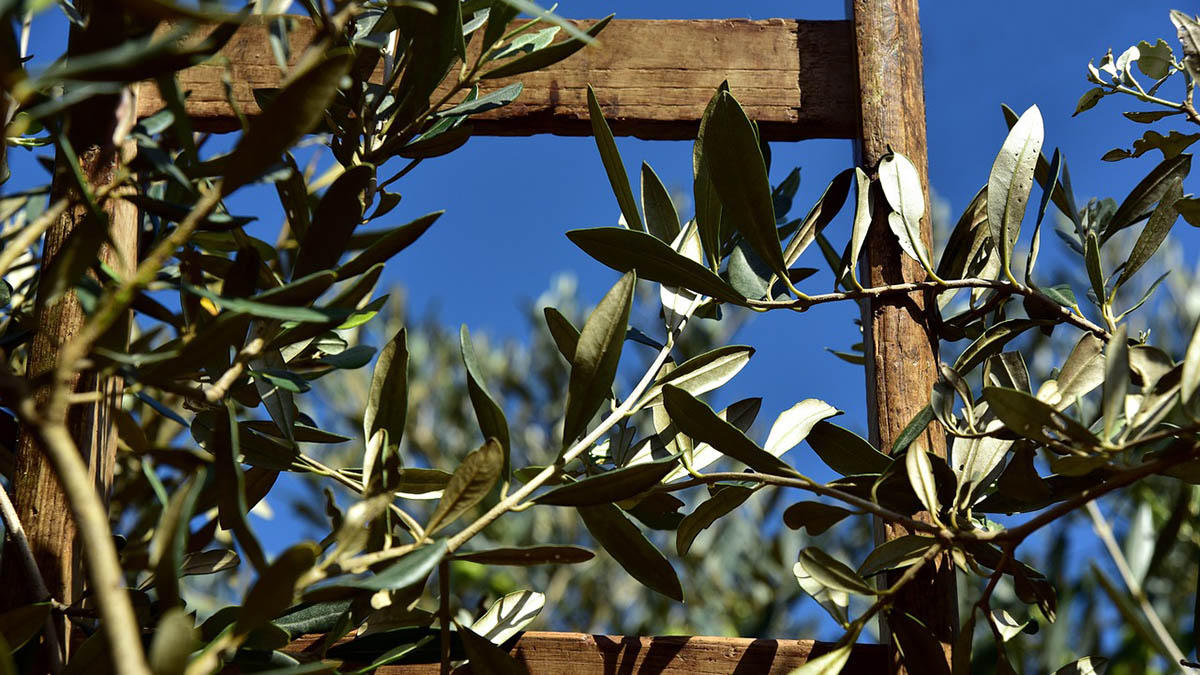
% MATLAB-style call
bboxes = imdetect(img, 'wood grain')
[137,16,857,141]
[851,0,957,672]
[286,631,888,673]
[0,3,136,664]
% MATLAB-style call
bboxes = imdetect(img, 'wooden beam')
[137,16,857,141]
[851,0,957,672]
[287,632,888,673]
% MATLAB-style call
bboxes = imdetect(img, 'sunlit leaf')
[470,590,544,645]
[662,385,798,477]
[878,151,934,270]
[635,345,754,410]
[461,325,512,478]
[987,105,1043,279]
[534,455,678,506]
[426,439,504,534]
[363,329,408,493]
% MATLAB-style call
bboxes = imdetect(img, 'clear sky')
[375,0,1193,436]
[6,0,1194,641]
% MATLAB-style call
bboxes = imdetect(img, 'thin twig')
[0,484,64,673]
[746,277,1110,339]
[1085,501,1188,671]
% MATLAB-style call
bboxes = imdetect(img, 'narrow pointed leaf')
[534,455,679,506]
[1104,153,1191,241]
[782,501,855,535]
[567,228,744,304]
[223,53,352,195]
[363,329,408,493]
[987,105,1044,277]
[470,590,545,645]
[235,542,320,638]
[452,546,594,566]
[457,624,525,675]
[676,485,753,555]
[662,385,798,477]
[796,547,876,596]
[292,164,374,281]
[954,318,1049,374]
[578,502,683,601]
[879,151,933,268]
[636,345,754,410]
[482,15,611,80]
[337,211,443,281]
[427,439,504,534]
[1102,325,1129,441]
[1114,177,1182,289]
[562,272,635,445]
[804,422,891,476]
[764,400,842,457]
[701,91,788,279]
[905,442,941,518]
[848,168,873,286]
[586,85,642,232]
[641,162,680,243]
[461,326,511,478]
[858,535,937,577]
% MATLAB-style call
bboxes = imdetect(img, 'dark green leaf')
[337,212,442,281]
[636,345,754,409]
[662,385,798,477]
[223,52,352,195]
[235,542,320,638]
[535,455,678,506]
[461,325,512,478]
[148,471,205,610]
[858,535,937,577]
[578,502,683,601]
[1114,177,1182,289]
[567,228,744,304]
[561,272,634,445]
[482,15,611,80]
[1102,325,1129,441]
[426,439,504,534]
[804,422,891,476]
[457,624,526,674]
[0,603,50,652]
[585,84,642,232]
[641,162,681,243]
[982,387,1097,447]
[954,318,1050,374]
[782,501,855,535]
[1103,153,1191,242]
[701,91,788,281]
[676,485,753,555]
[275,600,355,638]
[335,541,447,592]
[437,82,522,117]
[292,164,375,281]
[452,546,595,566]
[363,329,407,492]
[693,83,728,268]
[543,307,580,362]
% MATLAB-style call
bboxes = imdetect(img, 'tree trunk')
[850,0,958,672]
[0,6,137,662]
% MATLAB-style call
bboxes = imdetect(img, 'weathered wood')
[0,4,137,663]
[137,16,856,141]
[286,632,888,673]
[851,0,957,672]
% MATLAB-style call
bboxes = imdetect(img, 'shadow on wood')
[286,631,888,674]
[138,16,857,141]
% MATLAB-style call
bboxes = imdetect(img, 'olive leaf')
[987,104,1044,279]
[561,272,635,446]
[426,439,504,535]
[363,329,408,493]
[578,502,684,601]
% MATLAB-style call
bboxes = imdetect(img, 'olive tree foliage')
[1,0,1200,673]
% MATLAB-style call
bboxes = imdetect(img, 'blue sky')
[379,0,1193,432]
[6,0,1195,644]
